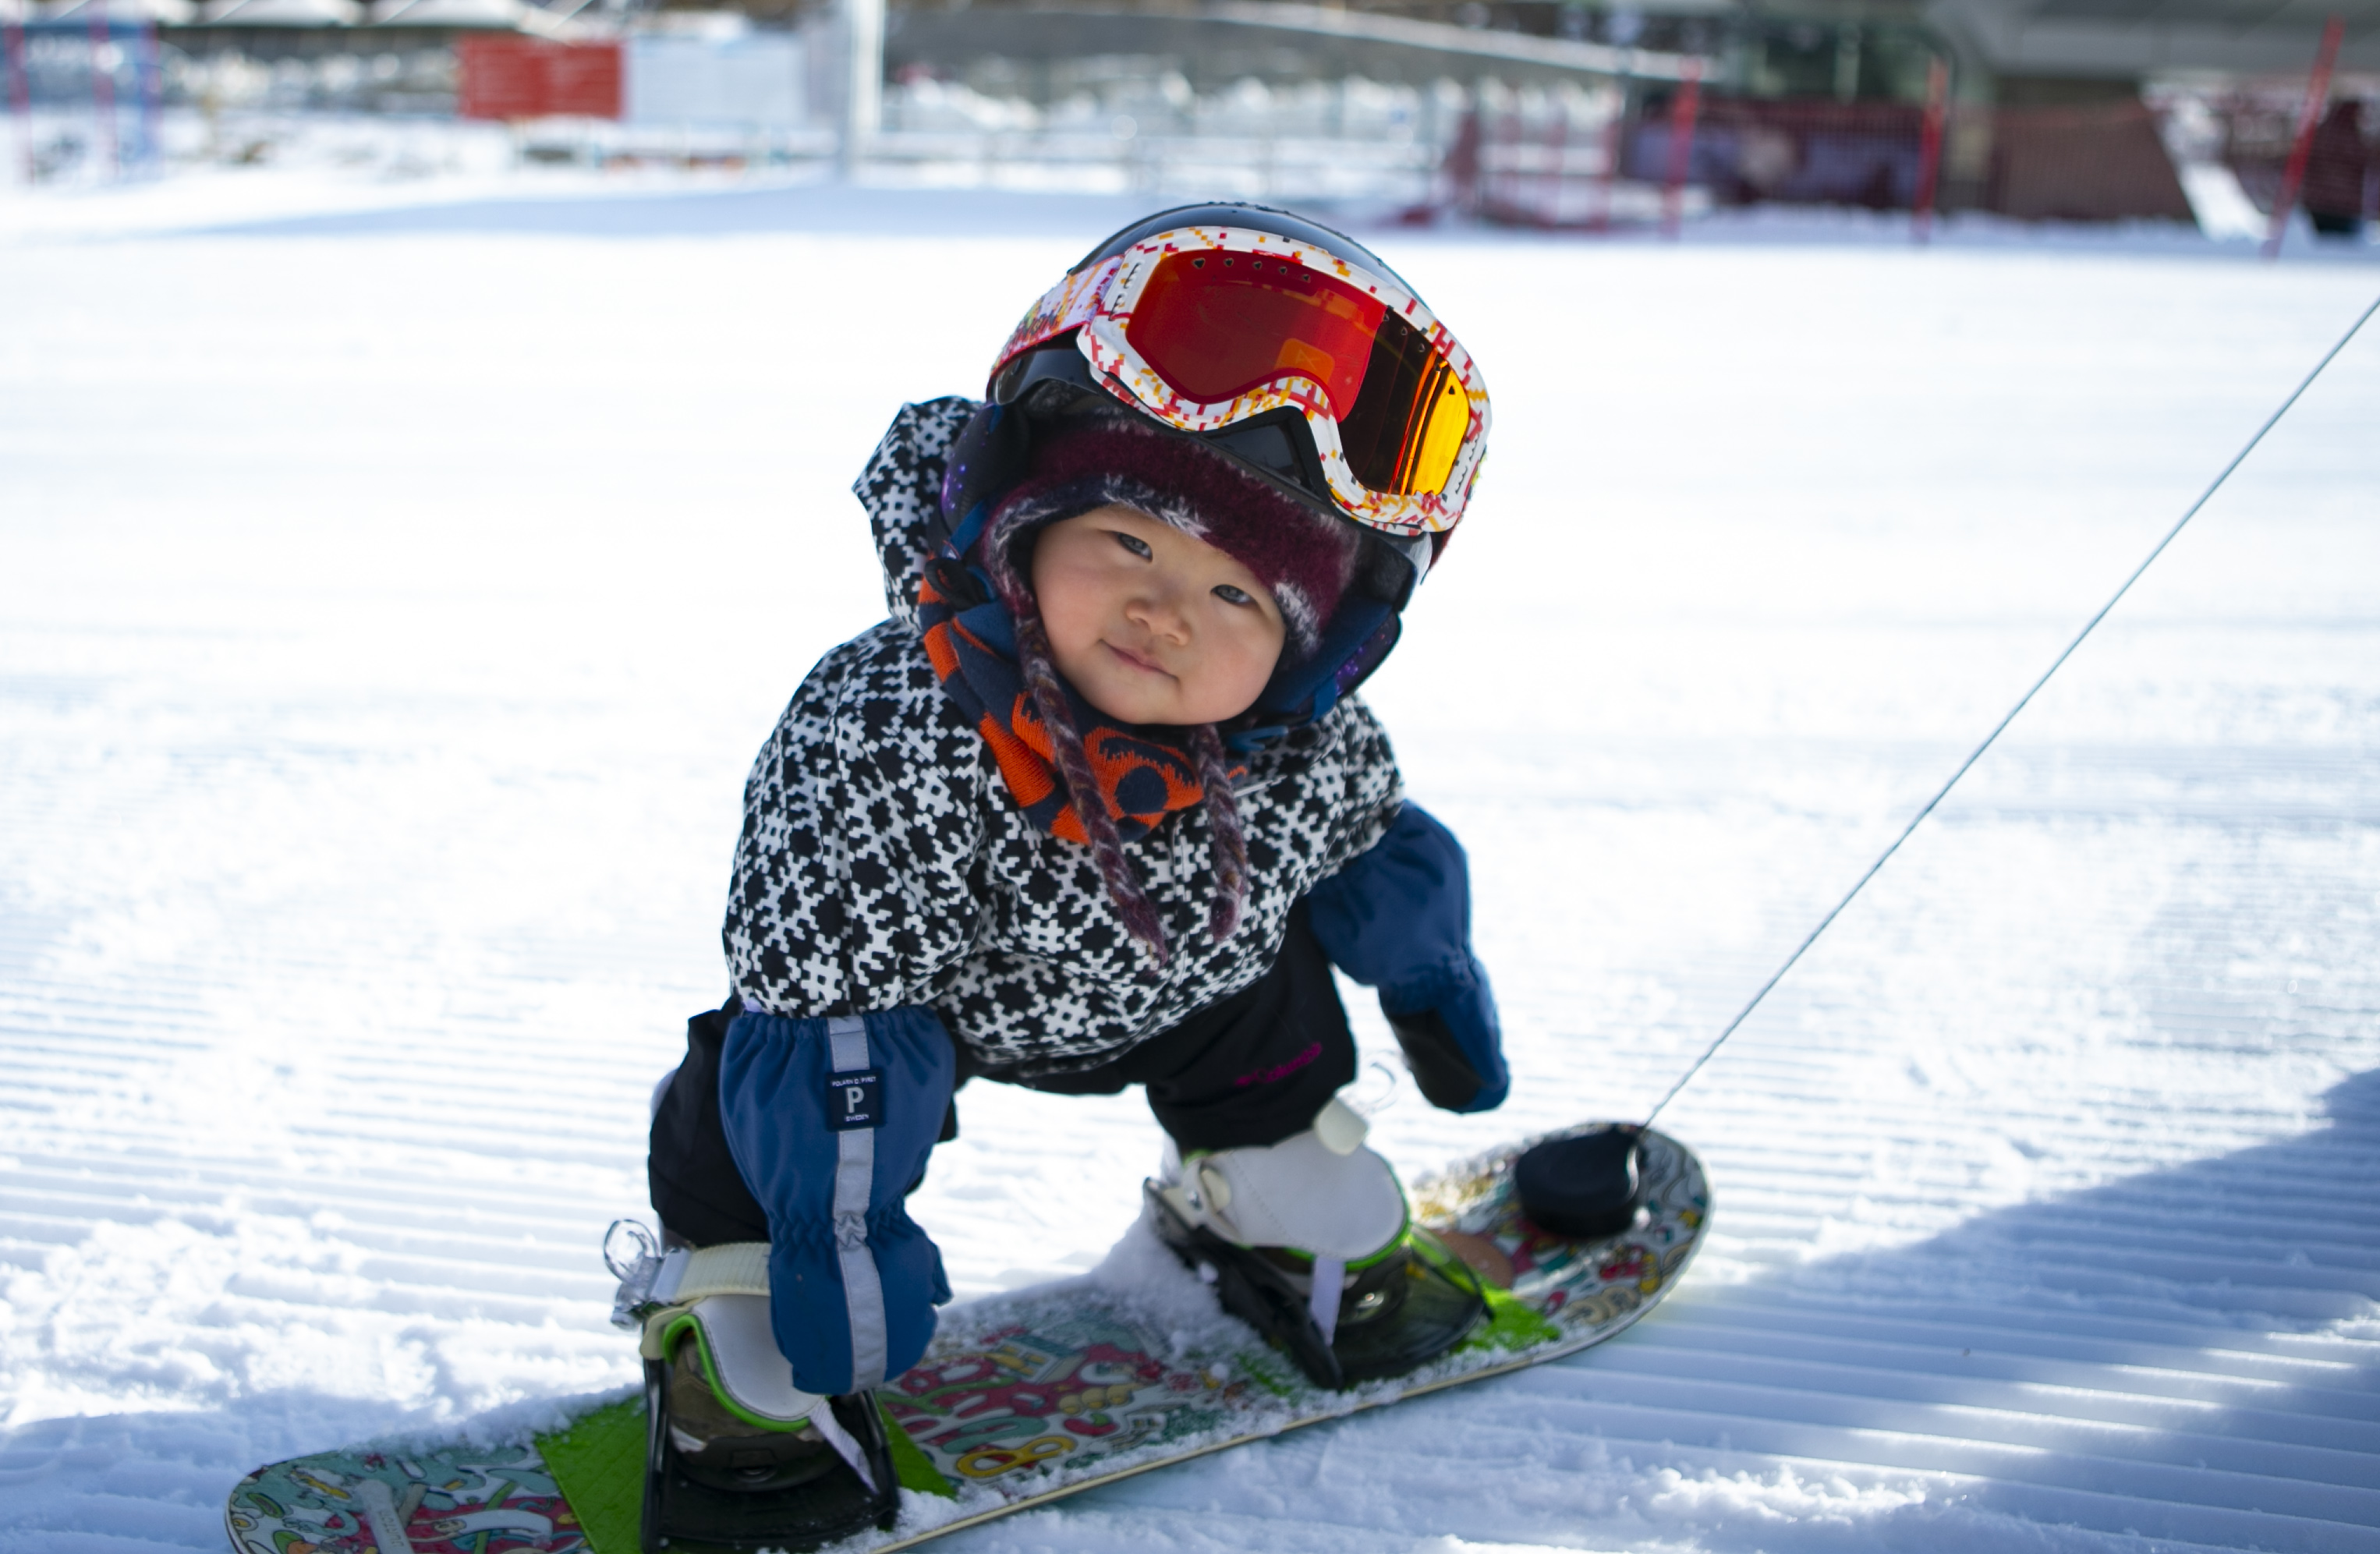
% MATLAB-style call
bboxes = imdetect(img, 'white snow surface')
[2,172,2378,1554]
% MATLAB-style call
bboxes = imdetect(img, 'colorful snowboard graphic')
[224,1124,1708,1554]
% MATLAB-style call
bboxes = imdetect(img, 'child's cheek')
[1037,571,1103,658]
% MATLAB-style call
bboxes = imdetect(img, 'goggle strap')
[945,501,990,560]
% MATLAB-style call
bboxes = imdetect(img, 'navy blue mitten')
[1305,804,1510,1113]
[718,1005,955,1396]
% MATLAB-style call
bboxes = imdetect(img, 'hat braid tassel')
[1189,724,1248,943]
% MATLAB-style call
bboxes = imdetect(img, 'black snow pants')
[648,903,1355,1248]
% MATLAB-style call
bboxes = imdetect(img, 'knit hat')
[963,421,1362,961]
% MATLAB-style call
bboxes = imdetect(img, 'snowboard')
[222,1122,1707,1554]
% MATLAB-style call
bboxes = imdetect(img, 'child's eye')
[1110,532,1153,560]
[1213,584,1255,607]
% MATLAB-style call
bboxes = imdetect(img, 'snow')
[3,167,2378,1553]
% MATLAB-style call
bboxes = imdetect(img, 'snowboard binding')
[641,1339,898,1553]
[606,1226,899,1553]
[1146,1180,1488,1390]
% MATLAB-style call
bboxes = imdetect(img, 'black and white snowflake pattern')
[722,399,1404,1074]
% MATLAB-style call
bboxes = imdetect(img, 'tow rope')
[1642,288,2380,1129]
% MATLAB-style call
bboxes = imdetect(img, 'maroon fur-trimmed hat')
[982,419,1360,657]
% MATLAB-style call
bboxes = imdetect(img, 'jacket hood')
[862,397,1404,751]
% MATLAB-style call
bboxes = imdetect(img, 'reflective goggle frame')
[993,225,1491,539]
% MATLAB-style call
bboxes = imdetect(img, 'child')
[634,204,1505,1531]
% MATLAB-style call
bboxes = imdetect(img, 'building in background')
[5,0,2371,230]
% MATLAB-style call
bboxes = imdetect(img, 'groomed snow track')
[2,182,2377,1554]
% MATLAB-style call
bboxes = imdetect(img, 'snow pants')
[647,902,1356,1251]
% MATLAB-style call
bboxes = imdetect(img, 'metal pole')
[1911,55,1948,243]
[1497,95,1518,218]
[1539,97,1564,226]
[4,4,32,188]
[838,0,880,180]
[88,0,117,180]
[1660,56,1701,239]
[1588,94,1619,233]
[2264,14,2344,261]
[138,19,158,174]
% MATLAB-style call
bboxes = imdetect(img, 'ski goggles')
[993,225,1490,538]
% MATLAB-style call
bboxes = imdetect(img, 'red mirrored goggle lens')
[1123,251,1472,497]
[1128,251,1383,412]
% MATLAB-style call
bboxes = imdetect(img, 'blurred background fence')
[1464,87,2204,228]
[2,0,2375,242]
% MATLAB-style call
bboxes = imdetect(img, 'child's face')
[1031,504,1287,727]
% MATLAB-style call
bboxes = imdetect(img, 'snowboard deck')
[223,1123,1707,1554]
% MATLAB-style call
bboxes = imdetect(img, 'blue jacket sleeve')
[718,1004,955,1396]
[1303,803,1509,1113]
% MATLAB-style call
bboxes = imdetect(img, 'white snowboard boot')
[1147,1097,1486,1389]
[605,1227,898,1548]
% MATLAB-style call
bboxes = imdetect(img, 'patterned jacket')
[721,398,1405,1076]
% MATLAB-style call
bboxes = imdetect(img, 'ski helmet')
[935,203,1491,731]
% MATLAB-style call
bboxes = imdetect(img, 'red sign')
[456,37,623,121]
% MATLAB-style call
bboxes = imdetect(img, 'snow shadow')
[1828,1063,2380,1336]
[1722,1064,2380,1549]
[182,182,1163,242]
